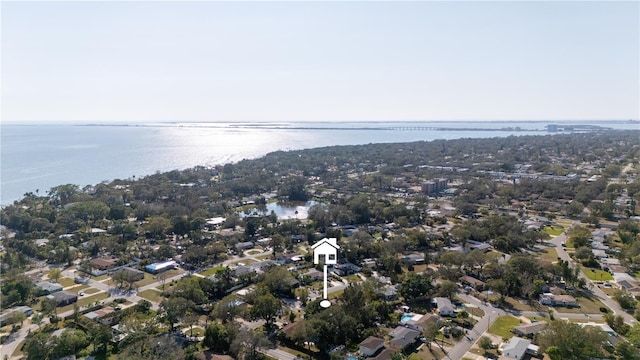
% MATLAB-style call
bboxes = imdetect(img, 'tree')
[538,320,608,359]
[23,331,52,360]
[437,280,458,300]
[204,322,230,353]
[48,268,62,283]
[229,328,270,360]
[399,273,433,301]
[251,293,281,327]
[160,296,191,331]
[116,334,185,360]
[423,322,439,351]
[613,290,637,311]
[479,336,492,352]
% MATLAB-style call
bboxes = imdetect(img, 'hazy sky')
[2,1,638,123]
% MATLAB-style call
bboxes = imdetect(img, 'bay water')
[1,121,637,205]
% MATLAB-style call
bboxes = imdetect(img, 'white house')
[500,336,531,360]
[433,297,455,317]
[311,238,339,265]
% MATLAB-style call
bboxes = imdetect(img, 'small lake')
[239,200,321,220]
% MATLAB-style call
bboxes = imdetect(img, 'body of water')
[1,121,637,205]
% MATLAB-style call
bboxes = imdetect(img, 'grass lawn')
[69,285,90,294]
[92,274,109,281]
[539,248,559,263]
[543,226,565,236]
[466,307,485,318]
[199,266,226,277]
[488,316,521,339]
[600,287,618,296]
[343,275,361,283]
[245,249,263,255]
[328,289,344,299]
[635,271,640,280]
[83,287,100,295]
[413,345,448,360]
[58,277,76,288]
[185,327,205,337]
[559,295,608,314]
[255,253,273,260]
[504,297,549,312]
[139,289,164,303]
[279,346,319,359]
[581,267,613,281]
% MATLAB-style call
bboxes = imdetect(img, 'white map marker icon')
[310,237,340,308]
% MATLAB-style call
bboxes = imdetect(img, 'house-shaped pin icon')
[311,237,340,265]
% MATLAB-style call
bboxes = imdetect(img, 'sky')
[1,0,638,123]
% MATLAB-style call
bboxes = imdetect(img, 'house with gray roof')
[433,297,455,317]
[36,281,64,295]
[388,326,420,350]
[359,336,385,357]
[512,321,548,338]
[499,336,538,360]
[500,336,531,359]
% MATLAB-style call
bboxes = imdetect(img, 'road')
[550,231,637,325]
[446,293,507,360]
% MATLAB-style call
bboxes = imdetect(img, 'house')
[404,313,440,333]
[234,241,254,252]
[460,275,486,291]
[35,281,64,295]
[195,351,234,360]
[112,267,145,282]
[500,336,532,360]
[359,336,385,357]
[46,291,78,307]
[371,348,395,360]
[145,260,177,274]
[277,253,304,265]
[539,293,579,307]
[380,285,398,300]
[388,326,421,350]
[433,297,455,317]
[466,240,492,252]
[311,237,340,264]
[302,269,324,281]
[0,306,33,326]
[90,256,119,271]
[333,263,361,276]
[232,265,255,278]
[401,254,425,265]
[512,321,548,338]
[84,306,117,325]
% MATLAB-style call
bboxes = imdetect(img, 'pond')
[239,200,322,220]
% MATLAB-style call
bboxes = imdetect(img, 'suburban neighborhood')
[1,131,640,360]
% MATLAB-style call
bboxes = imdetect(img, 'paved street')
[447,293,506,360]
[550,231,637,325]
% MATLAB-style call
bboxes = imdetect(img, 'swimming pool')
[400,314,414,322]
[347,356,358,360]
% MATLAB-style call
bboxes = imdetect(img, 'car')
[466,335,473,341]
[79,291,85,296]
